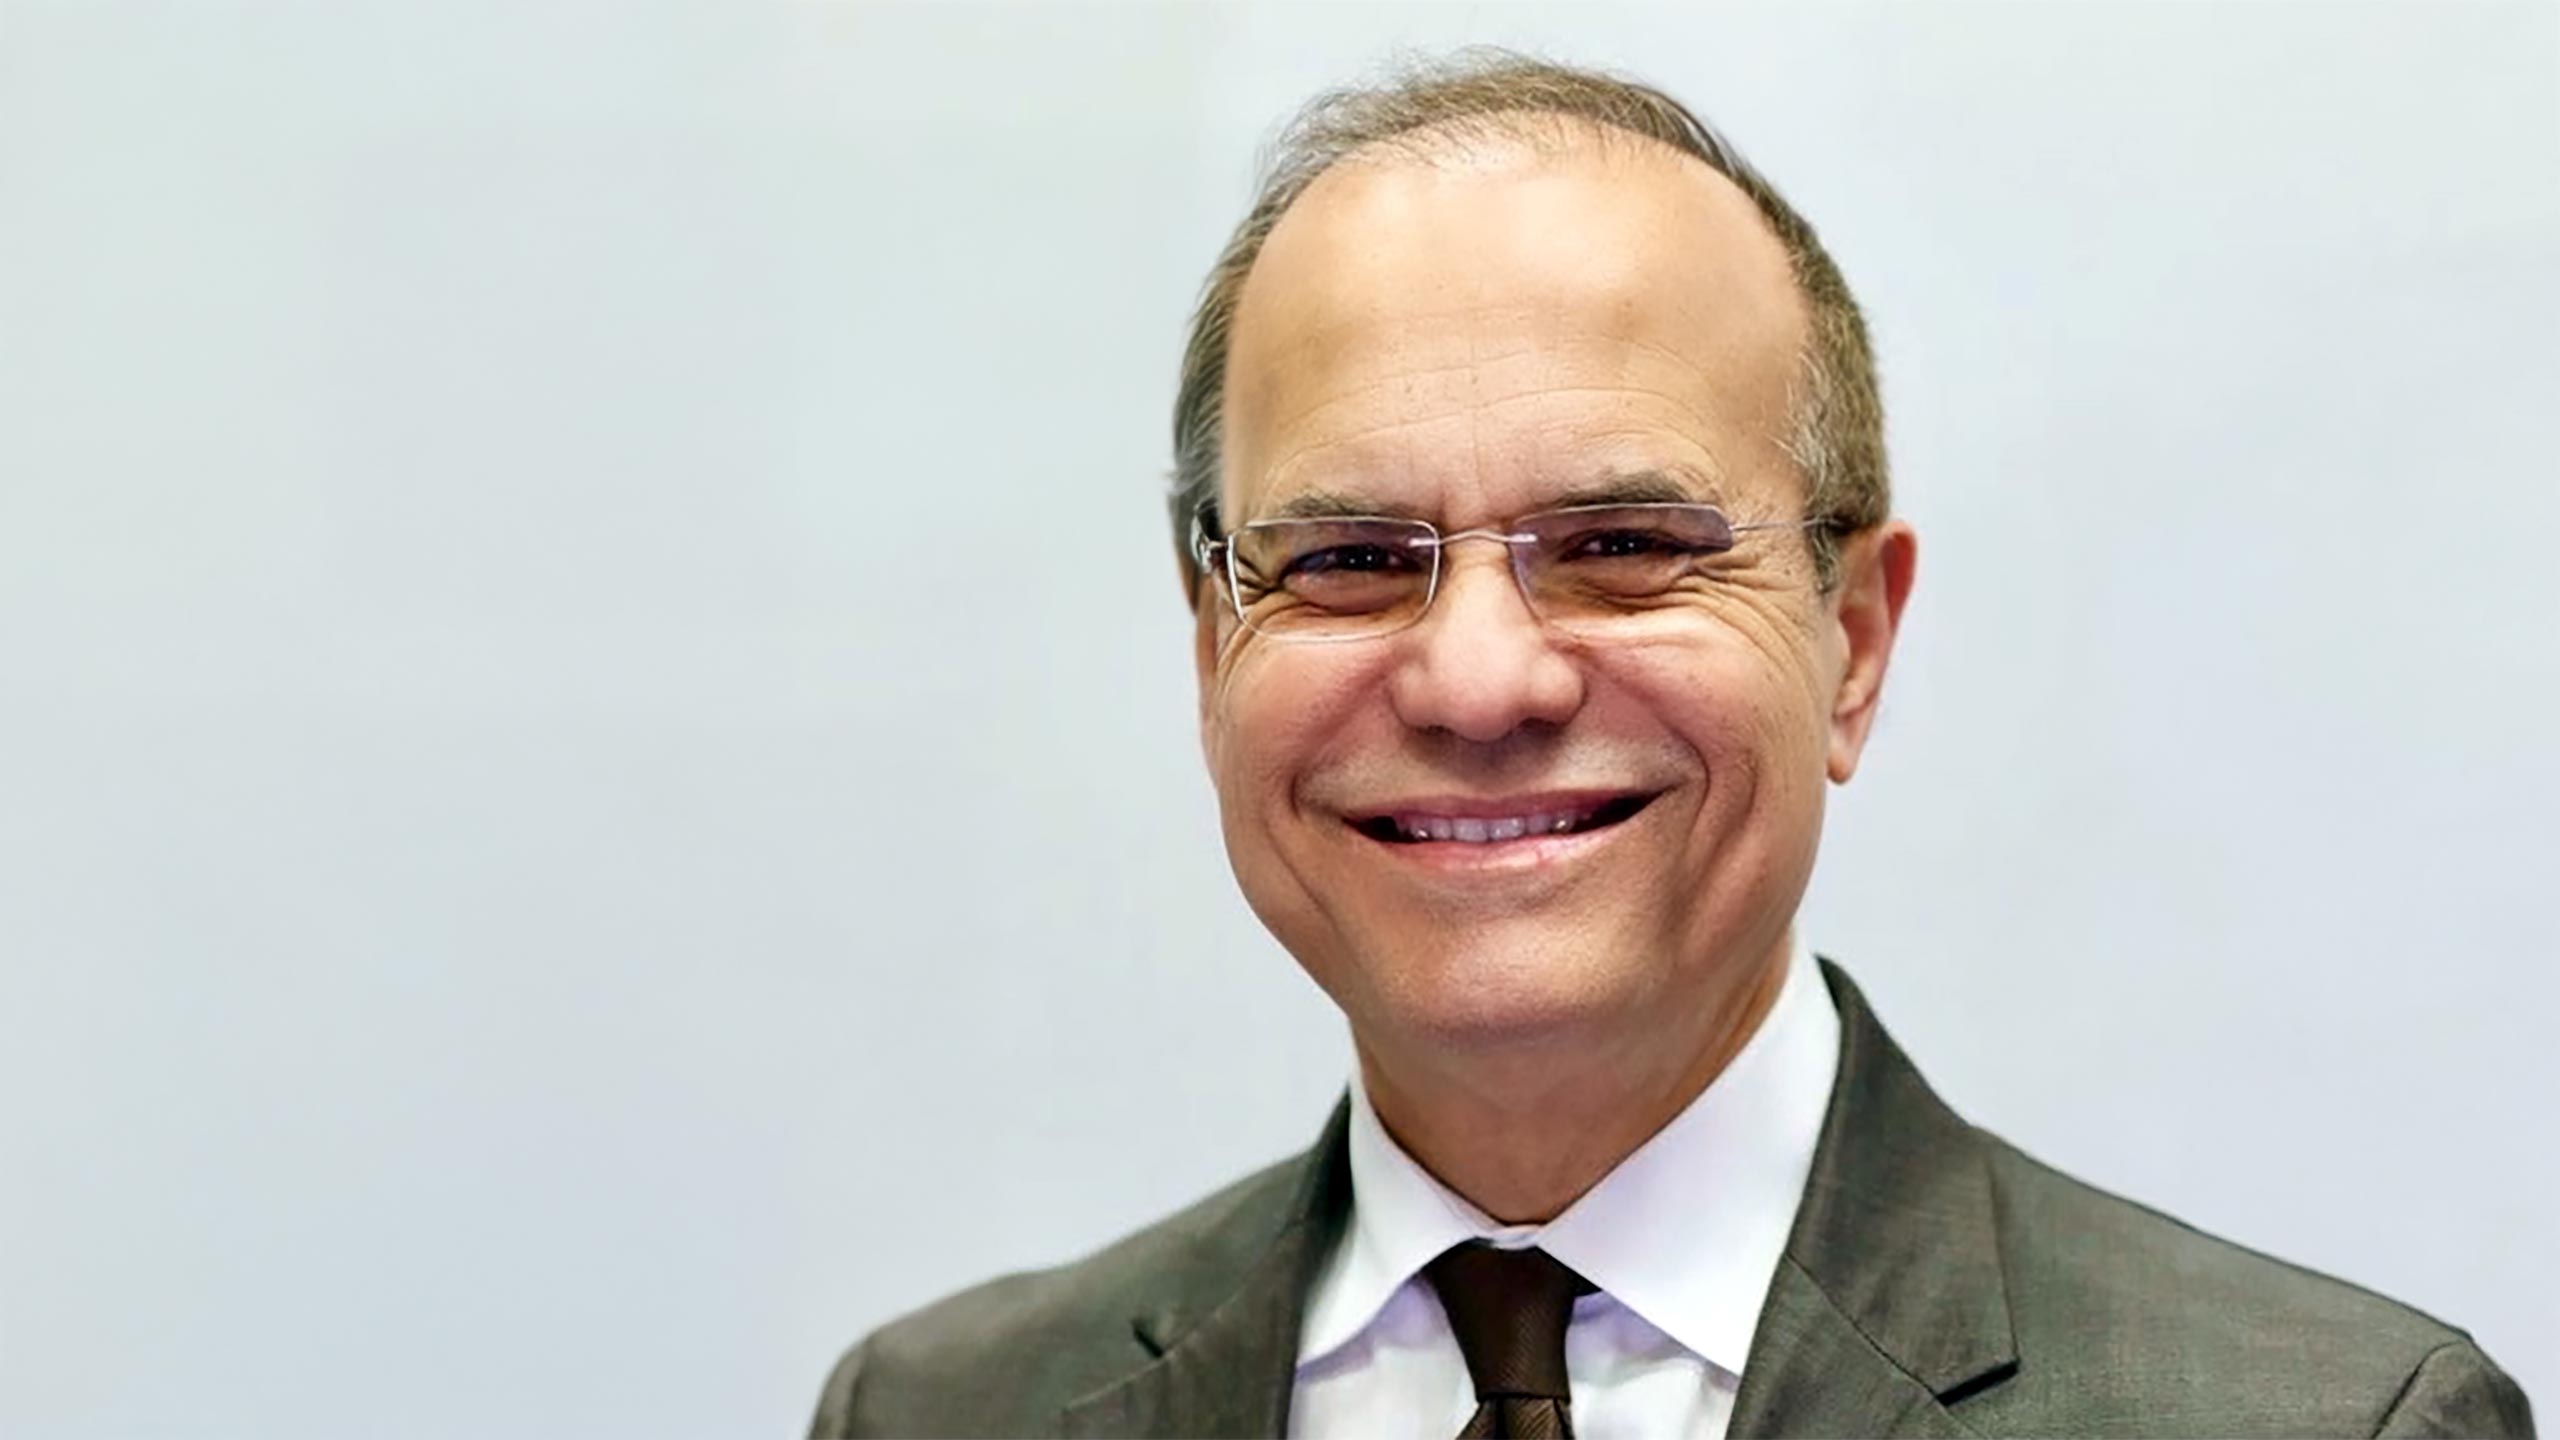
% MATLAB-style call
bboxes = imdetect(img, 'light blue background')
[2,3,2553,1434]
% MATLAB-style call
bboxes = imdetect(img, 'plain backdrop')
[2,2,2554,1435]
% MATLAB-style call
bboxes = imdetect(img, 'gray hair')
[1169,49,1887,592]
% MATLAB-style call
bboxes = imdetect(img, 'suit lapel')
[1058,1100,1352,1439]
[1732,1260,1984,1437]
[1728,960,2018,1438]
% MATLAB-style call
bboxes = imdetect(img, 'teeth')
[1391,808,1596,844]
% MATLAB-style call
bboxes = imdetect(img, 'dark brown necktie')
[1423,1242,1596,1440]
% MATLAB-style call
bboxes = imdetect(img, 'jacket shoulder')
[1975,1136,2531,1435]
[808,1151,1309,1439]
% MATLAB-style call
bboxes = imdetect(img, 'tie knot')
[1423,1243,1594,1402]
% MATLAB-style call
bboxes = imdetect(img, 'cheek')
[1207,644,1378,813]
[1603,627,1832,809]
[1605,642,1831,942]
[1613,625,1799,736]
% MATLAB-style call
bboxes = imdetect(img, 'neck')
[1355,937,1793,1225]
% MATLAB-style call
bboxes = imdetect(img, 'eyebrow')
[1252,468,1723,525]
[1263,489,1389,522]
[1542,469,1721,509]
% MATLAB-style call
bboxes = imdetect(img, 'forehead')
[1221,128,1809,523]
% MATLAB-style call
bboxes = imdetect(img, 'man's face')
[1198,134,1906,1065]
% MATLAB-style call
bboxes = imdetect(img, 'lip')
[1339,787,1662,875]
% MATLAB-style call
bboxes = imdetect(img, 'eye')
[1554,526,1717,562]
[1284,543,1420,578]
[1228,518,1437,617]
[1563,529,1679,560]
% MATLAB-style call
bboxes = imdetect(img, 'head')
[1175,54,1916,1084]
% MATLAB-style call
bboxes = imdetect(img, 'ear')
[1825,519,1918,784]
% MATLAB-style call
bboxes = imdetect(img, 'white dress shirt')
[1287,937,1842,1440]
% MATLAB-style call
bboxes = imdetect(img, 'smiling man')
[810,54,2530,1439]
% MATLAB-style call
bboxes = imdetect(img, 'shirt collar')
[1296,935,1842,1377]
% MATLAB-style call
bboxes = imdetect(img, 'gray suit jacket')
[811,962,2534,1437]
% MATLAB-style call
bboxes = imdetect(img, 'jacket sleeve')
[2374,1338,2536,1438]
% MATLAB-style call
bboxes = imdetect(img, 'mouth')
[1348,792,1659,846]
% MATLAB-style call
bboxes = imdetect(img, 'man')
[810,53,2533,1439]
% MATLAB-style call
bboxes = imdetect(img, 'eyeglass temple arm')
[1188,510,1224,569]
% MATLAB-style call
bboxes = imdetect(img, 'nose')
[1385,544,1587,743]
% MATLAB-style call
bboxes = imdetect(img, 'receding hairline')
[1258,107,1801,285]
[1306,102,1734,174]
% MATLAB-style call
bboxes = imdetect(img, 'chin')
[1346,924,1646,1050]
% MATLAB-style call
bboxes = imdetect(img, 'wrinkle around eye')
[1593,581,1815,678]
[1593,568,1803,634]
